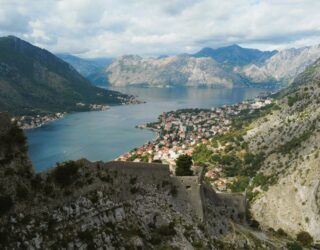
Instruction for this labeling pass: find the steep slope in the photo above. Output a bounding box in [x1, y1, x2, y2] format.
[0, 36, 129, 115]
[0, 112, 286, 250]
[106, 54, 245, 88]
[242, 44, 320, 85]
[194, 44, 277, 66]
[57, 54, 111, 86]
[245, 59, 320, 241]
[192, 59, 320, 245]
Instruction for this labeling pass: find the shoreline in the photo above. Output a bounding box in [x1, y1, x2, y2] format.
[18, 98, 145, 130]
[116, 97, 274, 167]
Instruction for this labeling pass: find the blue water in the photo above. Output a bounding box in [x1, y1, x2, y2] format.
[26, 87, 272, 171]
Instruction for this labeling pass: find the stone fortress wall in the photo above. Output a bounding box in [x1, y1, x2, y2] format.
[100, 161, 247, 227]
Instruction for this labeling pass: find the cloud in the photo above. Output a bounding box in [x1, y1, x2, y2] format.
[0, 0, 319, 57]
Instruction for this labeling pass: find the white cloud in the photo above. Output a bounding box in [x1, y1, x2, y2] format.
[0, 0, 319, 57]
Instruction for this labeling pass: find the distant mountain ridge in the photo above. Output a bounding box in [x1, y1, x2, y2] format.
[194, 44, 278, 66]
[242, 44, 320, 84]
[57, 53, 112, 86]
[106, 44, 320, 88]
[0, 36, 129, 115]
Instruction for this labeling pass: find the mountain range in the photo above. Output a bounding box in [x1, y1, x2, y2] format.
[57, 43, 320, 89]
[0, 36, 130, 115]
[101, 44, 320, 88]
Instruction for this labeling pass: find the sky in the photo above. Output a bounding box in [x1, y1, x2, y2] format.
[0, 0, 320, 58]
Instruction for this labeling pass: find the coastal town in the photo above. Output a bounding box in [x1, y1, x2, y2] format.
[116, 97, 273, 191]
[15, 96, 143, 129]
[14, 112, 66, 130]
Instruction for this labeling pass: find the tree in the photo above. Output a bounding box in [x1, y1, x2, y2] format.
[175, 154, 193, 176]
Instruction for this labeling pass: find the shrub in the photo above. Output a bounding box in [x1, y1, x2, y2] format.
[276, 228, 287, 237]
[0, 230, 8, 245]
[170, 185, 178, 197]
[156, 222, 176, 236]
[286, 242, 303, 250]
[227, 176, 250, 192]
[78, 230, 94, 244]
[130, 186, 139, 194]
[249, 219, 260, 229]
[296, 231, 313, 246]
[16, 184, 29, 199]
[0, 195, 13, 216]
[130, 176, 137, 185]
[53, 161, 80, 186]
[31, 174, 43, 190]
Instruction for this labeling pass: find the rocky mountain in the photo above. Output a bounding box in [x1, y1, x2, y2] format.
[106, 54, 246, 88]
[192, 58, 320, 247]
[0, 36, 129, 115]
[57, 54, 112, 86]
[106, 44, 320, 88]
[242, 44, 320, 84]
[0, 112, 296, 250]
[194, 44, 277, 66]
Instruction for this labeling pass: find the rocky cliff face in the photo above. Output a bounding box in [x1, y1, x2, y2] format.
[106, 54, 244, 88]
[243, 59, 320, 241]
[242, 44, 320, 84]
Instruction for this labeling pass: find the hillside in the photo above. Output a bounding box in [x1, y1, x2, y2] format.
[192, 58, 320, 246]
[0, 36, 130, 115]
[242, 44, 320, 85]
[57, 54, 111, 86]
[194, 44, 277, 66]
[106, 54, 246, 88]
[0, 112, 296, 250]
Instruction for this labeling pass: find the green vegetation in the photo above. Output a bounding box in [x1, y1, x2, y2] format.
[0, 36, 128, 115]
[286, 242, 303, 250]
[277, 130, 312, 154]
[16, 184, 29, 200]
[53, 161, 80, 186]
[296, 231, 313, 246]
[149, 222, 176, 246]
[175, 154, 193, 176]
[0, 195, 13, 216]
[232, 103, 280, 130]
[0, 125, 27, 163]
[192, 144, 212, 164]
[156, 222, 176, 236]
[227, 176, 250, 192]
[287, 94, 300, 107]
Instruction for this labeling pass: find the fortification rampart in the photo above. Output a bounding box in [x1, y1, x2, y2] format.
[95, 161, 247, 226]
